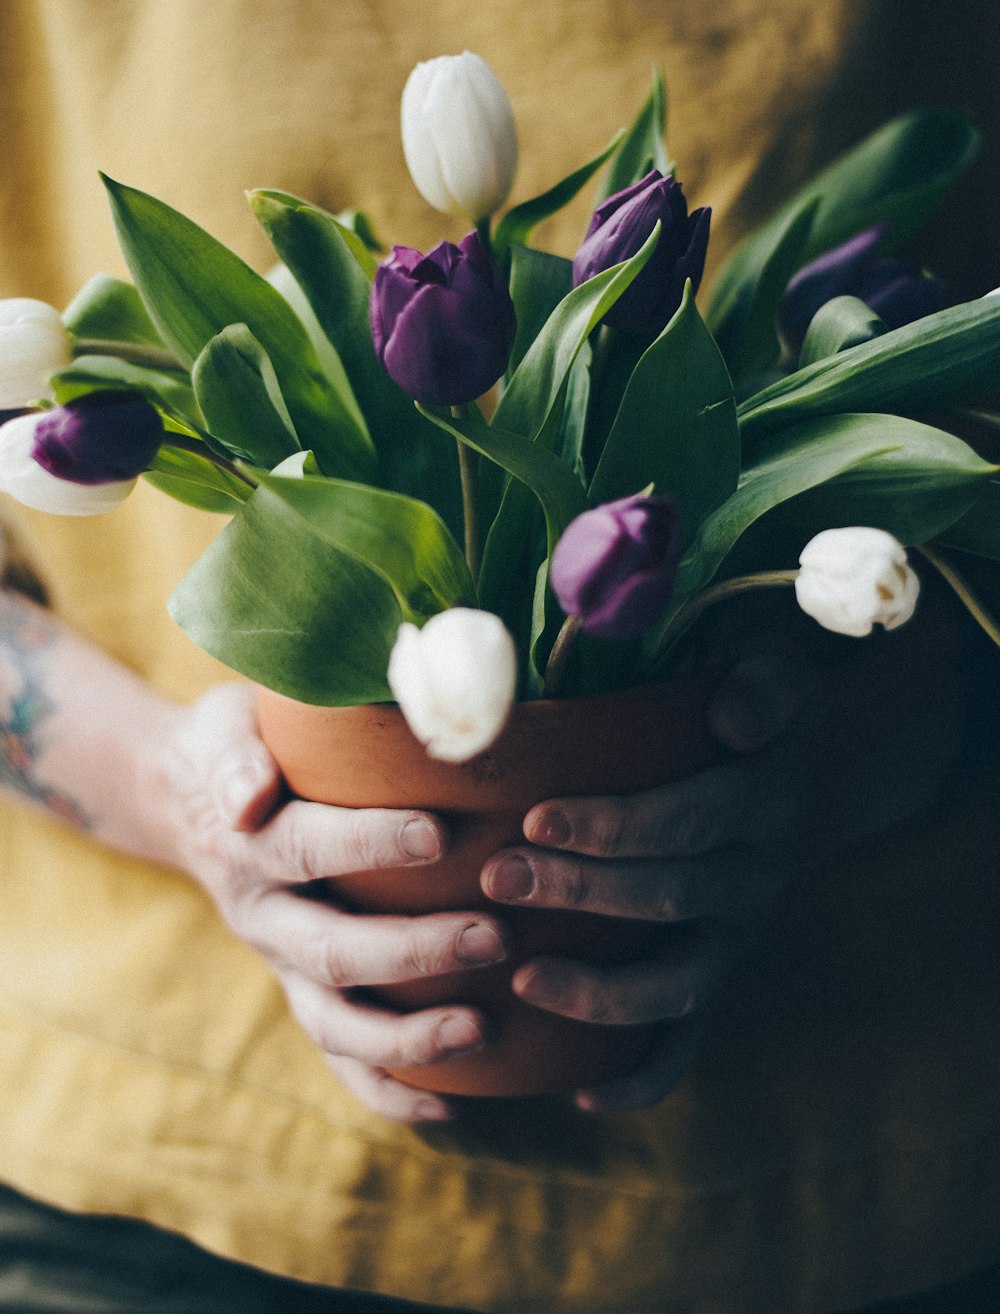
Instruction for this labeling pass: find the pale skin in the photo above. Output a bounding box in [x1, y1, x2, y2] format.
[0, 581, 963, 1122]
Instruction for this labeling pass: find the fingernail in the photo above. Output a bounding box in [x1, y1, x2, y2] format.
[516, 966, 565, 1007]
[457, 923, 507, 966]
[436, 1014, 484, 1055]
[527, 808, 571, 848]
[400, 818, 441, 861]
[486, 856, 534, 902]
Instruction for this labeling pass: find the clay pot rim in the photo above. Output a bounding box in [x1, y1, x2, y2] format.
[256, 674, 717, 813]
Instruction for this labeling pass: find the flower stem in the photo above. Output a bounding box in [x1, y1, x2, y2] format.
[652, 570, 799, 669]
[73, 337, 186, 374]
[161, 432, 259, 489]
[475, 217, 493, 257]
[451, 406, 481, 583]
[542, 614, 581, 698]
[916, 545, 1000, 648]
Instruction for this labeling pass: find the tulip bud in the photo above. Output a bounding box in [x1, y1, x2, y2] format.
[0, 298, 73, 407]
[370, 233, 516, 406]
[794, 527, 920, 637]
[572, 171, 711, 336]
[387, 608, 518, 762]
[778, 224, 945, 353]
[0, 390, 163, 516]
[550, 493, 683, 639]
[401, 52, 518, 223]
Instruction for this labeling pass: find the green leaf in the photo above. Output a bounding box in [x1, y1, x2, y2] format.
[192, 324, 301, 469]
[708, 111, 980, 340]
[493, 131, 625, 271]
[417, 404, 588, 558]
[787, 420, 999, 543]
[494, 222, 661, 441]
[250, 188, 462, 531]
[168, 483, 403, 706]
[63, 273, 166, 347]
[590, 283, 740, 545]
[506, 246, 573, 377]
[798, 295, 888, 367]
[709, 198, 819, 386]
[50, 357, 199, 425]
[939, 478, 1000, 559]
[256, 473, 474, 620]
[169, 472, 475, 704]
[333, 208, 386, 259]
[673, 413, 995, 604]
[739, 296, 1000, 449]
[601, 67, 673, 198]
[672, 416, 901, 600]
[145, 444, 250, 513]
[101, 174, 375, 481]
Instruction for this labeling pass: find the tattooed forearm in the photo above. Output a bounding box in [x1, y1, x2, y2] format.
[0, 592, 90, 828]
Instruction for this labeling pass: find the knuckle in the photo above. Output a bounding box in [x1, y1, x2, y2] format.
[341, 810, 397, 874]
[315, 940, 354, 990]
[577, 986, 618, 1025]
[553, 861, 591, 911]
[280, 806, 325, 883]
[398, 929, 453, 983]
[653, 880, 685, 923]
[665, 797, 712, 856]
[586, 806, 627, 859]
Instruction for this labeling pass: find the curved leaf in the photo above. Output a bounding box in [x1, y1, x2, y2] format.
[251, 188, 462, 529]
[798, 295, 888, 367]
[493, 131, 625, 271]
[257, 473, 474, 619]
[591, 283, 739, 544]
[708, 111, 980, 337]
[192, 324, 301, 469]
[494, 222, 661, 442]
[600, 67, 673, 199]
[168, 483, 401, 706]
[739, 295, 1000, 449]
[101, 175, 375, 481]
[63, 273, 166, 348]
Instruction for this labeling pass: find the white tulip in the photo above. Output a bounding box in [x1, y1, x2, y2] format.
[401, 52, 518, 223]
[0, 299, 73, 407]
[388, 607, 517, 762]
[0, 412, 136, 515]
[795, 527, 920, 637]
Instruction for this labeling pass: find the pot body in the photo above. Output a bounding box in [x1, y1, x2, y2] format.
[256, 678, 717, 1097]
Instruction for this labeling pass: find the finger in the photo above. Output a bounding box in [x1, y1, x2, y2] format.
[511, 925, 727, 1026]
[248, 798, 448, 885]
[523, 760, 799, 861]
[325, 1055, 456, 1123]
[706, 647, 822, 754]
[574, 1017, 704, 1115]
[168, 683, 284, 832]
[233, 890, 509, 987]
[483, 844, 783, 921]
[282, 969, 489, 1071]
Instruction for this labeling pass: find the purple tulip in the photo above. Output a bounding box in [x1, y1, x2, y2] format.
[778, 223, 946, 352]
[370, 232, 516, 407]
[30, 390, 164, 484]
[572, 171, 711, 336]
[550, 493, 683, 639]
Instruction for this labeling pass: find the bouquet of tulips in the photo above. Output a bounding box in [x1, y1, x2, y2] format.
[1, 53, 999, 762]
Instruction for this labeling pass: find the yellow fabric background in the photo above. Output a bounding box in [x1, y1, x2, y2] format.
[1, 2, 1000, 1311]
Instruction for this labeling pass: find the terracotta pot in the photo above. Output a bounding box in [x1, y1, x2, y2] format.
[256, 677, 717, 1097]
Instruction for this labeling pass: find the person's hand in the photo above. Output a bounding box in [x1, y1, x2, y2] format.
[481, 595, 963, 1115]
[159, 682, 510, 1123]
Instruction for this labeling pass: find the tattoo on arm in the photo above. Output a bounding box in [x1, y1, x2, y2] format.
[0, 592, 90, 828]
